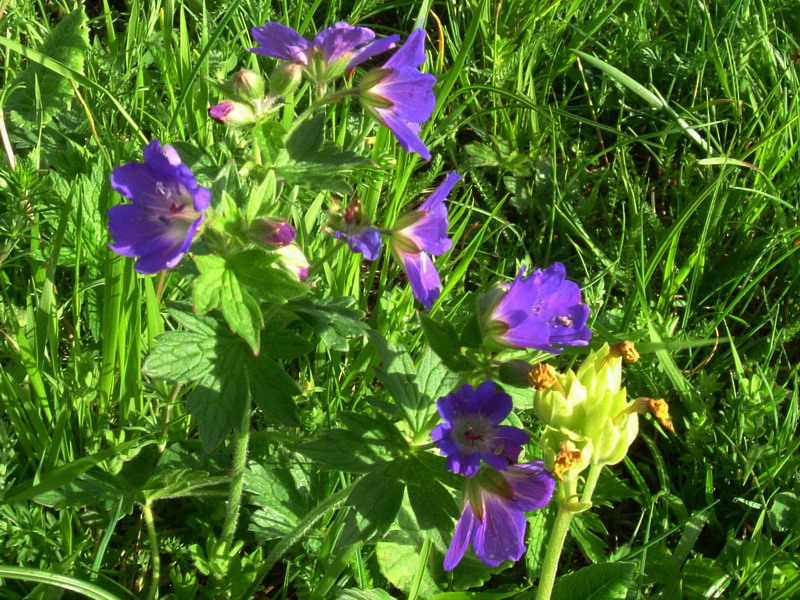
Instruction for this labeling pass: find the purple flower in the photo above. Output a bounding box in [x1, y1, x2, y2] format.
[358, 29, 436, 160]
[431, 382, 530, 477]
[389, 172, 461, 309]
[250, 22, 399, 82]
[108, 140, 211, 274]
[444, 462, 555, 571]
[481, 263, 592, 353]
[334, 226, 382, 261]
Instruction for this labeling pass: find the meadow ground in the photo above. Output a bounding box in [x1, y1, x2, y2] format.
[0, 0, 798, 598]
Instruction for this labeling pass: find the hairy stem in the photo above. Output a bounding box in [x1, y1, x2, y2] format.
[535, 505, 573, 600]
[220, 391, 252, 550]
[142, 500, 160, 600]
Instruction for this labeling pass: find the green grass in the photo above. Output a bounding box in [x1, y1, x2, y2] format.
[1, 0, 799, 598]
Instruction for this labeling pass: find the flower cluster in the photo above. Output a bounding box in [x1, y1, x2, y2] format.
[248, 23, 435, 160]
[102, 16, 619, 591]
[431, 382, 555, 570]
[331, 172, 462, 310]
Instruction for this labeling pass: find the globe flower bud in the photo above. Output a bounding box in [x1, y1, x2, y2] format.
[534, 343, 640, 467]
[208, 101, 255, 127]
[232, 69, 265, 101]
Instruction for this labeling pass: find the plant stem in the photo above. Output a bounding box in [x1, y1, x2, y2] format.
[535, 505, 573, 600]
[241, 483, 356, 599]
[580, 464, 604, 506]
[142, 500, 160, 600]
[220, 391, 252, 550]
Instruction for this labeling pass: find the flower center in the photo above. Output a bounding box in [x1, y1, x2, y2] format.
[550, 315, 573, 328]
[463, 427, 484, 447]
[453, 415, 494, 454]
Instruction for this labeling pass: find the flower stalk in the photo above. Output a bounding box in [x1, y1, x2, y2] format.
[220, 379, 252, 556]
[142, 500, 160, 600]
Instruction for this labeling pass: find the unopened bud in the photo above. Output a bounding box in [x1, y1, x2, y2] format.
[233, 69, 265, 101]
[497, 360, 533, 388]
[249, 218, 296, 247]
[275, 243, 310, 281]
[208, 101, 255, 127]
[270, 62, 303, 97]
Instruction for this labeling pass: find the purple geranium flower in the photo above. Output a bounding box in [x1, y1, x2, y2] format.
[334, 226, 382, 261]
[431, 381, 530, 477]
[389, 172, 461, 309]
[250, 22, 399, 82]
[481, 263, 592, 352]
[108, 140, 211, 274]
[444, 462, 555, 571]
[358, 29, 436, 160]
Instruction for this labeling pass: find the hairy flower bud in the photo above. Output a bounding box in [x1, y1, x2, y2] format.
[248, 218, 296, 247]
[233, 69, 265, 101]
[208, 101, 255, 127]
[269, 62, 303, 97]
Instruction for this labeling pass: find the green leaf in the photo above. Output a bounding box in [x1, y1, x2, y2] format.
[167, 302, 219, 336]
[146, 310, 300, 449]
[193, 254, 227, 313]
[569, 510, 608, 563]
[525, 505, 552, 581]
[550, 562, 636, 600]
[5, 8, 89, 126]
[416, 348, 460, 420]
[430, 591, 524, 600]
[142, 331, 217, 383]
[245, 462, 312, 540]
[769, 491, 800, 531]
[278, 113, 370, 193]
[292, 296, 369, 351]
[188, 373, 249, 452]
[248, 356, 301, 426]
[347, 464, 406, 536]
[376, 529, 441, 599]
[405, 456, 459, 533]
[298, 412, 408, 473]
[2, 438, 153, 504]
[368, 331, 458, 433]
[219, 268, 263, 354]
[193, 253, 263, 354]
[285, 113, 325, 160]
[254, 120, 287, 164]
[227, 249, 309, 304]
[260, 327, 313, 360]
[32, 470, 124, 509]
[143, 468, 227, 502]
[337, 590, 396, 600]
[419, 313, 472, 371]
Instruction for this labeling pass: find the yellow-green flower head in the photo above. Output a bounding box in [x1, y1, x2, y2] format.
[534, 343, 640, 467]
